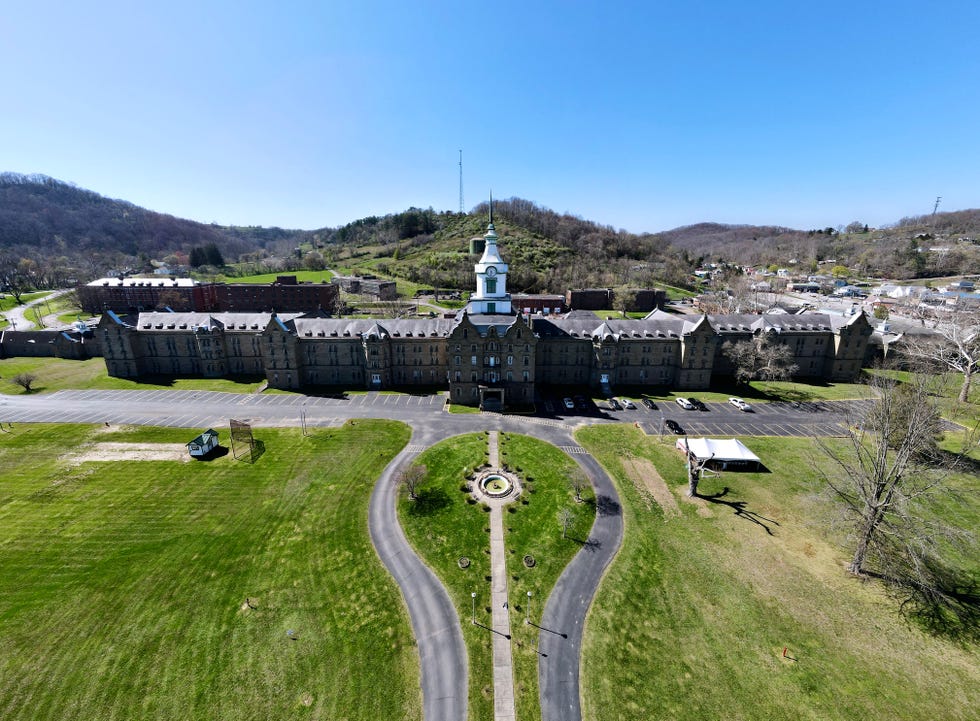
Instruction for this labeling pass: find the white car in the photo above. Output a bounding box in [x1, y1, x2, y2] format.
[729, 397, 753, 412]
[563, 397, 575, 410]
[622, 398, 636, 409]
[675, 397, 695, 410]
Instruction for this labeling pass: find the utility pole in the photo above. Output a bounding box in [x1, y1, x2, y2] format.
[458, 149, 464, 214]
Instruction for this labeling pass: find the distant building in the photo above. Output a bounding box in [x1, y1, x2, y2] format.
[78, 275, 339, 314]
[331, 274, 398, 300]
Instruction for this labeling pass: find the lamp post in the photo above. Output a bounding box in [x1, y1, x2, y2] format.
[471, 592, 476, 624]
[525, 591, 532, 625]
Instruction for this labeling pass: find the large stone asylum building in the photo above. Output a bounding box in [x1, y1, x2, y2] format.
[100, 215, 872, 408]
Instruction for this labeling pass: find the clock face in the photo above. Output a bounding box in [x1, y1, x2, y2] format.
[486, 266, 497, 277]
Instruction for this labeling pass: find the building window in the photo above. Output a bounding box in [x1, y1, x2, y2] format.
[486, 278, 497, 294]
[471, 355, 477, 365]
[507, 355, 513, 365]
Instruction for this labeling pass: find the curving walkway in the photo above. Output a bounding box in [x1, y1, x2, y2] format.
[368, 427, 468, 721]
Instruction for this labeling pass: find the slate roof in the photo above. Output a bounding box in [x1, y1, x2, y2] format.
[135, 311, 303, 332]
[290, 317, 458, 339]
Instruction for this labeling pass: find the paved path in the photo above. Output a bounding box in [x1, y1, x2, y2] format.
[2, 289, 71, 330]
[485, 431, 517, 721]
[536, 443, 623, 721]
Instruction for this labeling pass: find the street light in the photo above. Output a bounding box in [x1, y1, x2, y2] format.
[471, 592, 476, 624]
[525, 591, 532, 625]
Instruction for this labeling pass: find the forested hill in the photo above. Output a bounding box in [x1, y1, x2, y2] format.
[326, 198, 697, 292]
[660, 211, 980, 278]
[0, 173, 310, 278]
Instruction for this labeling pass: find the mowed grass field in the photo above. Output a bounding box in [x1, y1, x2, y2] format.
[576, 426, 979, 721]
[0, 357, 267, 395]
[397, 432, 595, 721]
[0, 421, 420, 721]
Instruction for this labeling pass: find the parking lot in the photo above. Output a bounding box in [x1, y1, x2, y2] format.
[537, 390, 876, 437]
[629, 399, 874, 437]
[2, 388, 894, 438]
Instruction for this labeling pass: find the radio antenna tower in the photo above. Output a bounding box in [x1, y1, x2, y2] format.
[932, 196, 942, 215]
[458, 149, 464, 214]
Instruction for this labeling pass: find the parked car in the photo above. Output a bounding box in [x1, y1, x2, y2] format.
[675, 397, 695, 410]
[622, 398, 636, 409]
[729, 397, 753, 412]
[665, 419, 684, 434]
[574, 394, 589, 410]
[608, 398, 622, 410]
[563, 397, 575, 410]
[689, 397, 707, 411]
[641, 398, 657, 410]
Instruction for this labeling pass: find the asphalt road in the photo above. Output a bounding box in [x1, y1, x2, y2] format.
[0, 389, 876, 721]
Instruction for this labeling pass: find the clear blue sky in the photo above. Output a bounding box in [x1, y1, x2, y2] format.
[3, 1, 978, 233]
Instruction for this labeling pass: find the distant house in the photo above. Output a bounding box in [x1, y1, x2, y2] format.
[187, 429, 219, 457]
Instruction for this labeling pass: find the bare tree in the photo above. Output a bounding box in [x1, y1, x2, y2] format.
[816, 372, 977, 632]
[722, 334, 799, 384]
[568, 469, 589, 502]
[681, 437, 714, 497]
[558, 507, 575, 538]
[11, 373, 37, 392]
[399, 463, 427, 501]
[901, 309, 980, 403]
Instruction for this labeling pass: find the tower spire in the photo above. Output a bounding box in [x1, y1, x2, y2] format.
[489, 190, 493, 226]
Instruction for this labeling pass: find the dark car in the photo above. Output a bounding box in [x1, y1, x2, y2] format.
[689, 397, 707, 411]
[642, 398, 656, 410]
[608, 398, 622, 411]
[665, 418, 683, 434]
[574, 395, 589, 410]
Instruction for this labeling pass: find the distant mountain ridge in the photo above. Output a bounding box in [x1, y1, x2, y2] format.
[0, 172, 311, 272]
[1, 173, 977, 287]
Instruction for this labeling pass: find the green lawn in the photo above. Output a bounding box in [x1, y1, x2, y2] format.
[0, 358, 267, 395]
[0, 290, 51, 313]
[576, 426, 979, 721]
[0, 420, 418, 721]
[397, 432, 595, 721]
[220, 270, 336, 284]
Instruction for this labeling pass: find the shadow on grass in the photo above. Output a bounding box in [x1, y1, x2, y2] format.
[700, 486, 780, 535]
[567, 536, 602, 552]
[235, 439, 266, 463]
[865, 564, 980, 645]
[194, 445, 230, 461]
[407, 487, 451, 517]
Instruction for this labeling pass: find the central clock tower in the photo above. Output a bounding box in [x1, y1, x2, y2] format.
[468, 197, 512, 314]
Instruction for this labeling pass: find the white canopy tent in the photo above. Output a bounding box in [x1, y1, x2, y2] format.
[676, 438, 762, 470]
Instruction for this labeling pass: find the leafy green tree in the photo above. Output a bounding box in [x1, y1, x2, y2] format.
[204, 243, 225, 266]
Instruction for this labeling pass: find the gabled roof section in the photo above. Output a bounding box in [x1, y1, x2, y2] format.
[592, 321, 618, 341]
[363, 321, 389, 340]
